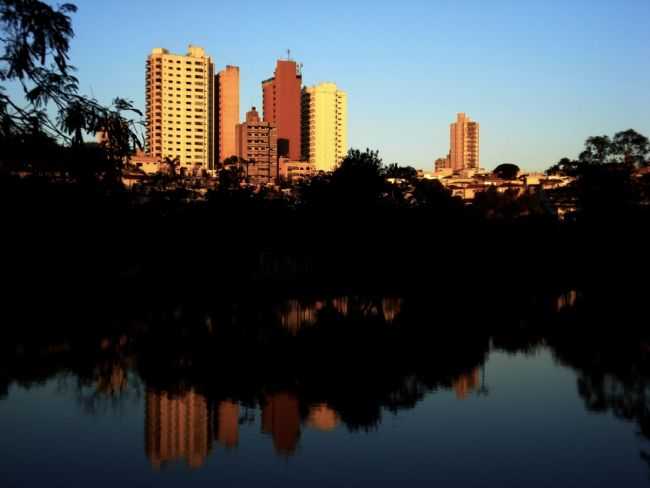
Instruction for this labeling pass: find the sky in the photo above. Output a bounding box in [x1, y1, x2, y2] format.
[62, 0, 650, 172]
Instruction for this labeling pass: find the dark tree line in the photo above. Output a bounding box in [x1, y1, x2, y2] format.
[0, 0, 142, 183]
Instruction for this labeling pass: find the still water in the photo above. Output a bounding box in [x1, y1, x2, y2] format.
[1, 295, 649, 486]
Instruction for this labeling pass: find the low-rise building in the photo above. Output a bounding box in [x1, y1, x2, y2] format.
[279, 158, 314, 184]
[130, 150, 161, 175]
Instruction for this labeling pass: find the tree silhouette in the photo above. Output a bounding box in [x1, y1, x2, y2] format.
[493, 163, 520, 180]
[612, 130, 649, 168]
[0, 0, 143, 179]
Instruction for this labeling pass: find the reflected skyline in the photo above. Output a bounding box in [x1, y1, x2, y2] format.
[142, 360, 479, 469]
[3, 289, 650, 485]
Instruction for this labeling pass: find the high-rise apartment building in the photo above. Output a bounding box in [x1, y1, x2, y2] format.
[262, 60, 302, 160]
[236, 107, 278, 184]
[449, 113, 480, 171]
[301, 83, 348, 172]
[216, 65, 240, 164]
[146, 46, 215, 171]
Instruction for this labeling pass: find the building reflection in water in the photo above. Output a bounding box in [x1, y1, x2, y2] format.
[279, 297, 403, 334]
[262, 393, 302, 456]
[307, 404, 340, 432]
[215, 400, 239, 449]
[144, 368, 474, 469]
[453, 369, 480, 400]
[557, 290, 579, 312]
[145, 390, 212, 470]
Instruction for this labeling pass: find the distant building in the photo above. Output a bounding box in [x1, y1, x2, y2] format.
[262, 60, 303, 160]
[236, 107, 278, 184]
[301, 82, 348, 172]
[450, 113, 480, 171]
[131, 150, 160, 174]
[435, 156, 450, 173]
[216, 65, 240, 165]
[146, 46, 215, 171]
[279, 158, 315, 184]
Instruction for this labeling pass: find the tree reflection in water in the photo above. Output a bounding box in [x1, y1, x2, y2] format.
[1, 290, 650, 471]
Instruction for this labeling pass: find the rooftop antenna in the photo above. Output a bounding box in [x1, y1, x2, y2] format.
[287, 48, 291, 61]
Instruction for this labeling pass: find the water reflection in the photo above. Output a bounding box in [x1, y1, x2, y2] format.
[3, 289, 650, 480]
[278, 297, 403, 334]
[216, 400, 240, 449]
[145, 390, 212, 470]
[453, 369, 480, 400]
[262, 393, 302, 456]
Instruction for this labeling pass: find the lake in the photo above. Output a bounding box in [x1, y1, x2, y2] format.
[1, 294, 649, 486]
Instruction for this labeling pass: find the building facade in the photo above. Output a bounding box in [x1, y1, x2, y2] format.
[236, 107, 278, 184]
[262, 60, 302, 160]
[146, 46, 215, 171]
[449, 113, 480, 171]
[301, 83, 348, 172]
[216, 65, 240, 164]
[278, 158, 315, 185]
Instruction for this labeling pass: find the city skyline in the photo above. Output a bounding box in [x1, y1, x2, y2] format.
[61, 0, 650, 172]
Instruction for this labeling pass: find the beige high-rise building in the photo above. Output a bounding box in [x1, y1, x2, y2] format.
[146, 46, 215, 171]
[301, 83, 348, 172]
[217, 65, 240, 164]
[449, 113, 480, 171]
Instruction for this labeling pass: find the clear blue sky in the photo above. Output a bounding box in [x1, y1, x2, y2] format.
[65, 0, 649, 171]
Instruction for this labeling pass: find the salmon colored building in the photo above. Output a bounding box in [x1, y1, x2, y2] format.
[450, 113, 480, 171]
[216, 65, 240, 164]
[262, 60, 303, 160]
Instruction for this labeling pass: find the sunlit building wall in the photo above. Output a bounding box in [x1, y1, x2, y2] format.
[301, 83, 348, 172]
[217, 65, 240, 164]
[450, 113, 480, 171]
[146, 46, 215, 171]
[262, 60, 302, 160]
[236, 106, 278, 184]
[145, 390, 212, 469]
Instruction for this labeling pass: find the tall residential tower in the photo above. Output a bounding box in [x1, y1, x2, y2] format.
[146, 46, 215, 171]
[449, 113, 480, 171]
[262, 60, 302, 161]
[216, 65, 240, 164]
[301, 83, 348, 172]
